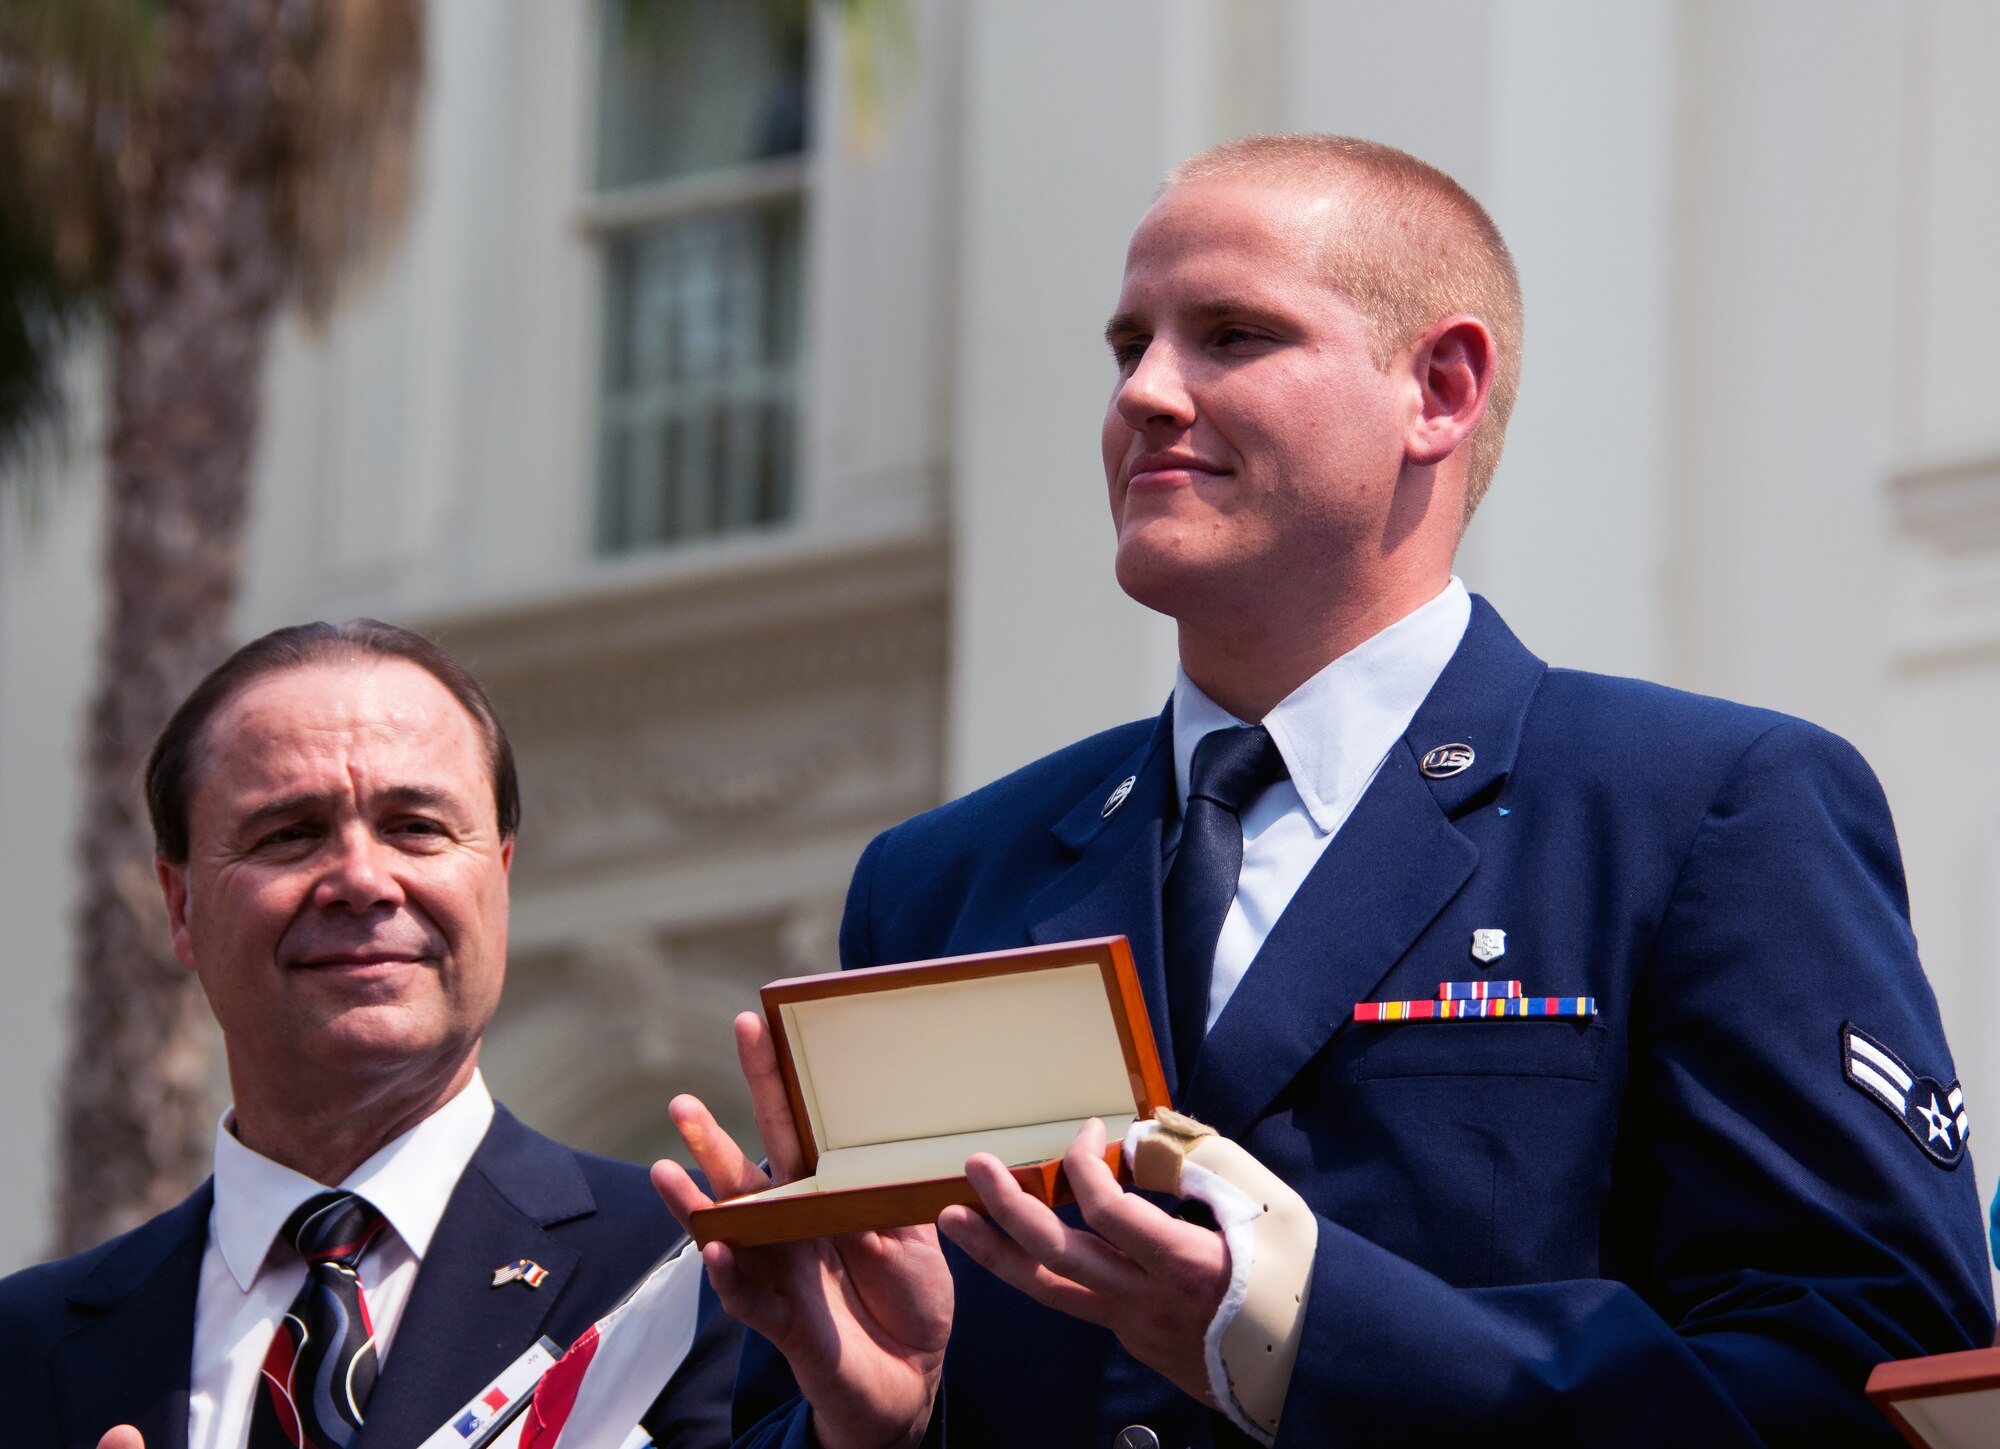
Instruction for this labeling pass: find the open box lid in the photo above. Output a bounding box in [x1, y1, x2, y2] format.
[1869, 1347, 2000, 1448]
[762, 935, 1170, 1177]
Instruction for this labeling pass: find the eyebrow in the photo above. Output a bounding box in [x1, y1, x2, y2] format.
[1103, 298, 1279, 346]
[235, 784, 463, 834]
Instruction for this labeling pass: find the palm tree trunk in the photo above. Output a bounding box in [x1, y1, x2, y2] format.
[58, 0, 288, 1253]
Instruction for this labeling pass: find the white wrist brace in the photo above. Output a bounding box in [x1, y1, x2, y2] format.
[1124, 1109, 1315, 1445]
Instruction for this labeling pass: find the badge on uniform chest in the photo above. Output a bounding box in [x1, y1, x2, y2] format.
[1354, 927, 1596, 1023]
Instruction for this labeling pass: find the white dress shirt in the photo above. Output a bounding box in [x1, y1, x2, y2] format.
[1170, 578, 1472, 1030]
[187, 1071, 497, 1449]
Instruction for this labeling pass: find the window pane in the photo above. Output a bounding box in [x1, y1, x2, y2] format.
[596, 0, 809, 190]
[596, 197, 804, 552]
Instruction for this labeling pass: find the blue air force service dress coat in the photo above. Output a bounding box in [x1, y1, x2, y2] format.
[731, 597, 1994, 1448]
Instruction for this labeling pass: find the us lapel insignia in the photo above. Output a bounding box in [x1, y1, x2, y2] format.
[1470, 928, 1507, 964]
[1101, 775, 1137, 818]
[491, 1258, 550, 1289]
[1843, 1023, 1969, 1168]
[1420, 742, 1475, 778]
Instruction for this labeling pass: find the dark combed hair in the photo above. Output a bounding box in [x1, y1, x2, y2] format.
[145, 618, 521, 862]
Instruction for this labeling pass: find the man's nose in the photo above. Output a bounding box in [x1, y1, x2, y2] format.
[314, 827, 406, 911]
[1114, 341, 1196, 430]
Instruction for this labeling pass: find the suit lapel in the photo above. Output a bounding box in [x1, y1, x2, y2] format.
[1025, 711, 1184, 1098]
[50, 1183, 213, 1449]
[356, 1109, 595, 1448]
[1184, 743, 1476, 1137]
[1184, 597, 1548, 1139]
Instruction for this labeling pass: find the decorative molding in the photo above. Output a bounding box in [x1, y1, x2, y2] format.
[574, 154, 810, 235]
[412, 531, 948, 877]
[1891, 453, 2000, 552]
[428, 532, 947, 1161]
[485, 908, 845, 1162]
[776, 899, 844, 978]
[421, 529, 948, 675]
[498, 610, 942, 734]
[1887, 452, 2000, 673]
[517, 691, 934, 866]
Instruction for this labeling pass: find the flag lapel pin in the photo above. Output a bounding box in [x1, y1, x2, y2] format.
[491, 1258, 550, 1289]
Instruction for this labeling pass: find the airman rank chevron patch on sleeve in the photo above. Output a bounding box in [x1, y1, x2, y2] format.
[1843, 1022, 1968, 1168]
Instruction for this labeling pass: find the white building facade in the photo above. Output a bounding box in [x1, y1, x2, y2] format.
[3, 0, 1998, 1281]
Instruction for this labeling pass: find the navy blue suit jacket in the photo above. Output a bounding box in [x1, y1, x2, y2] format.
[736, 599, 1994, 1447]
[3, 1104, 741, 1448]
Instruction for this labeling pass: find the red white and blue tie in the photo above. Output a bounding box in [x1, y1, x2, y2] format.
[248, 1191, 388, 1449]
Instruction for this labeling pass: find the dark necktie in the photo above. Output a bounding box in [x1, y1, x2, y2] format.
[248, 1191, 389, 1449]
[1163, 724, 1289, 1081]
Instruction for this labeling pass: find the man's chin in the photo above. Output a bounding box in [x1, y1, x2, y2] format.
[303, 1003, 467, 1071]
[228, 1008, 473, 1104]
[1114, 536, 1230, 618]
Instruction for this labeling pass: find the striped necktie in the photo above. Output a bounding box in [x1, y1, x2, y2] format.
[248, 1191, 389, 1449]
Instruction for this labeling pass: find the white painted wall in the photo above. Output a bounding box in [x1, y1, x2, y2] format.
[943, 0, 1183, 794]
[0, 344, 107, 1270]
[1466, 0, 1676, 683]
[945, 0, 1686, 796]
[6, 0, 1999, 1281]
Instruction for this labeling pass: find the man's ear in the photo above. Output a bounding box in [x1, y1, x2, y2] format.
[500, 836, 514, 874]
[155, 856, 199, 972]
[1405, 316, 1496, 468]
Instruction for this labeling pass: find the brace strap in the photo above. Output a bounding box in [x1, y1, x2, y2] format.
[1125, 1109, 1315, 1445]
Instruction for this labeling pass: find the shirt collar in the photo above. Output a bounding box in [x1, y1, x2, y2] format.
[210, 1069, 496, 1293]
[1173, 578, 1472, 833]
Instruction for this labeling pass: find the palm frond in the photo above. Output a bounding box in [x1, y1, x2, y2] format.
[0, 0, 158, 467]
[0, 195, 89, 479]
[273, 0, 423, 324]
[0, 0, 158, 286]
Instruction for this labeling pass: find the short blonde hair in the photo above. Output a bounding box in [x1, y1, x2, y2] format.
[1166, 135, 1522, 517]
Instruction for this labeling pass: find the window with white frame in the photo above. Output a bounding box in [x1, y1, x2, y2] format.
[588, 0, 810, 553]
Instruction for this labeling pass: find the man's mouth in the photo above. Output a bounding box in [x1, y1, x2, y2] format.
[290, 950, 428, 971]
[1128, 453, 1226, 489]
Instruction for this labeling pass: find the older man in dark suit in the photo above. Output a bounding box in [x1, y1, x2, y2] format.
[2, 620, 739, 1449]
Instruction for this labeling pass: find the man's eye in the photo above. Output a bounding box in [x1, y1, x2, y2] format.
[256, 825, 316, 850]
[391, 817, 448, 839]
[1109, 338, 1148, 370]
[1213, 325, 1262, 348]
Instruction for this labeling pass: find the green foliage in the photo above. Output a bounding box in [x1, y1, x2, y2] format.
[0, 0, 161, 468]
[0, 0, 426, 464]
[0, 189, 86, 475]
[0, 0, 911, 469]
[844, 0, 917, 151]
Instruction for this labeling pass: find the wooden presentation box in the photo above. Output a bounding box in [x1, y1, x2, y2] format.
[690, 936, 1170, 1247]
[1870, 1346, 2000, 1447]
